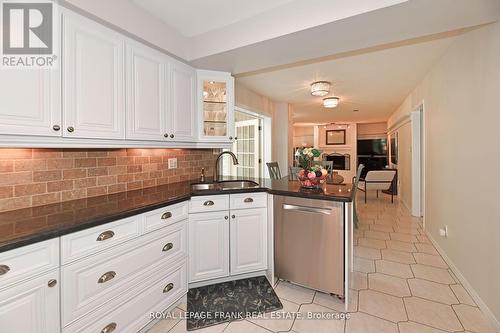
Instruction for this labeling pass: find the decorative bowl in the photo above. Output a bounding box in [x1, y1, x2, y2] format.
[296, 169, 328, 189]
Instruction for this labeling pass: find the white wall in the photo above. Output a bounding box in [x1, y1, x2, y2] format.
[388, 22, 500, 328]
[388, 122, 412, 211]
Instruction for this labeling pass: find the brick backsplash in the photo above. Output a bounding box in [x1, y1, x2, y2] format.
[0, 148, 218, 212]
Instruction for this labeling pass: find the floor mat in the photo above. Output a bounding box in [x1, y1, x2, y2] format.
[186, 276, 283, 331]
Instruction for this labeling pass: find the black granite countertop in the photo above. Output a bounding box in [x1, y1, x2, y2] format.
[0, 177, 353, 252]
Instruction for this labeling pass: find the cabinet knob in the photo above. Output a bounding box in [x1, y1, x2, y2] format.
[163, 283, 174, 293]
[162, 242, 173, 252]
[48, 279, 57, 288]
[234, 137, 238, 140]
[244, 198, 254, 203]
[164, 133, 169, 138]
[229, 136, 233, 140]
[231, 214, 235, 219]
[67, 126, 75, 133]
[0, 265, 10, 276]
[161, 212, 172, 219]
[52, 125, 61, 131]
[96, 230, 115, 242]
[170, 134, 174, 138]
[101, 323, 117, 333]
[98, 271, 117, 284]
[203, 200, 214, 206]
[224, 216, 228, 220]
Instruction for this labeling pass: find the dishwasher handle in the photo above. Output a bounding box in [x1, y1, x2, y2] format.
[282, 204, 332, 215]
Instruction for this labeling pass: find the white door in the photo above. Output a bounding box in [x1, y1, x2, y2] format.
[0, 69, 61, 137]
[0, 270, 60, 333]
[232, 119, 261, 178]
[170, 61, 196, 142]
[62, 11, 125, 139]
[188, 211, 229, 282]
[230, 208, 267, 275]
[126, 42, 167, 141]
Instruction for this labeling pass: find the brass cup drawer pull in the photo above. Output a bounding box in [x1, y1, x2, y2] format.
[203, 200, 214, 206]
[98, 271, 116, 284]
[0, 265, 10, 276]
[243, 198, 254, 203]
[163, 283, 174, 293]
[48, 279, 57, 288]
[161, 212, 172, 219]
[101, 322, 117, 333]
[162, 243, 173, 252]
[96, 230, 115, 242]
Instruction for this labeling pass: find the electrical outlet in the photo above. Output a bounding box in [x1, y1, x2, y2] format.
[168, 158, 177, 169]
[439, 225, 448, 237]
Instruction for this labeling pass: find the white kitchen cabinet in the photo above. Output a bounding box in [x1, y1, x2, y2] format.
[188, 211, 229, 282]
[0, 270, 60, 333]
[0, 69, 61, 137]
[230, 208, 268, 275]
[125, 41, 167, 141]
[170, 60, 197, 142]
[197, 70, 235, 143]
[62, 10, 125, 139]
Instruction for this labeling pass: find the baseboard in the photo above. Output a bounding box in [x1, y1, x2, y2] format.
[425, 230, 500, 333]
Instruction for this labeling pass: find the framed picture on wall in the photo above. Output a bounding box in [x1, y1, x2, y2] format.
[326, 129, 346, 145]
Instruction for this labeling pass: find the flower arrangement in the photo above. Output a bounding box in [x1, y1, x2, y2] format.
[294, 147, 329, 188]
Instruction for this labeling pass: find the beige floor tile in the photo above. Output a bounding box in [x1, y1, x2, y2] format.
[398, 321, 448, 333]
[314, 289, 358, 312]
[413, 253, 448, 268]
[416, 235, 431, 244]
[247, 298, 299, 332]
[147, 307, 183, 333]
[354, 257, 376, 273]
[404, 297, 462, 332]
[292, 303, 345, 333]
[453, 304, 497, 333]
[374, 218, 396, 226]
[447, 268, 461, 284]
[223, 320, 271, 333]
[177, 303, 187, 311]
[345, 312, 398, 333]
[350, 271, 368, 290]
[381, 249, 416, 264]
[358, 237, 387, 249]
[376, 260, 414, 278]
[368, 273, 410, 297]
[358, 290, 407, 322]
[450, 284, 476, 306]
[407, 279, 458, 304]
[274, 281, 315, 304]
[354, 246, 381, 260]
[386, 240, 417, 252]
[364, 230, 391, 240]
[411, 264, 455, 284]
[415, 243, 439, 255]
[389, 232, 417, 243]
[393, 226, 420, 235]
[168, 320, 228, 333]
[369, 224, 394, 233]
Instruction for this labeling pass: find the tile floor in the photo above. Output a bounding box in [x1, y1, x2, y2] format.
[147, 195, 497, 333]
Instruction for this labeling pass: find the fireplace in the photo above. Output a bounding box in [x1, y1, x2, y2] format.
[324, 153, 350, 170]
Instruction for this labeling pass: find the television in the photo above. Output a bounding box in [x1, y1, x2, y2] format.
[357, 139, 387, 156]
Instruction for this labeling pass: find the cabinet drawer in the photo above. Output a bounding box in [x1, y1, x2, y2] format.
[61, 221, 187, 325]
[189, 194, 229, 213]
[63, 259, 187, 333]
[143, 201, 188, 233]
[61, 215, 140, 264]
[0, 239, 59, 290]
[230, 192, 267, 210]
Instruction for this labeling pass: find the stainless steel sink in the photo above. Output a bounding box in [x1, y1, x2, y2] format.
[190, 180, 259, 192]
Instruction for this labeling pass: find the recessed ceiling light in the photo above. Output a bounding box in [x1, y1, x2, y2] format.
[323, 97, 339, 108]
[310, 81, 330, 97]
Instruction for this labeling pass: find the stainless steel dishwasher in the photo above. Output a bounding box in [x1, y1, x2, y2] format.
[274, 195, 344, 296]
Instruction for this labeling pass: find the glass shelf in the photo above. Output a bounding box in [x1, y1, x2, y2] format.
[202, 80, 228, 137]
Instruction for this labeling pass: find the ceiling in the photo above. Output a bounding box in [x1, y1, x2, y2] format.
[237, 36, 458, 124]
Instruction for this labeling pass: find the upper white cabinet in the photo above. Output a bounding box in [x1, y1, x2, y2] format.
[0, 69, 61, 137]
[170, 61, 197, 142]
[197, 70, 235, 143]
[125, 42, 167, 141]
[62, 11, 125, 140]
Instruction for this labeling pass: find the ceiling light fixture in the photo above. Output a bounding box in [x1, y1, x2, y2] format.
[310, 81, 330, 97]
[323, 97, 339, 108]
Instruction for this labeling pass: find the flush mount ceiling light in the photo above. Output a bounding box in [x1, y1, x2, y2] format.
[323, 97, 339, 108]
[310, 81, 330, 96]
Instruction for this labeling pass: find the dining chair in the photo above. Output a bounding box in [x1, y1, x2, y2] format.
[288, 166, 301, 180]
[312, 160, 334, 181]
[266, 162, 282, 180]
[357, 170, 397, 203]
[351, 164, 365, 229]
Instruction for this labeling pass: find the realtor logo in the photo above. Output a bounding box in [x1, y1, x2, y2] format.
[1, 1, 57, 68]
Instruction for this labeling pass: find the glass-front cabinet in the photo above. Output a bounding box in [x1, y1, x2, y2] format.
[197, 70, 234, 142]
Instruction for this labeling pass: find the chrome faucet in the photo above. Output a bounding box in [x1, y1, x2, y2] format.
[214, 151, 239, 182]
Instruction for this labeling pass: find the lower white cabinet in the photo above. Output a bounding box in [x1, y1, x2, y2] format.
[0, 270, 60, 333]
[188, 211, 229, 282]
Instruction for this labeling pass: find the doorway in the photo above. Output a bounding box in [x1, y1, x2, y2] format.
[411, 104, 424, 218]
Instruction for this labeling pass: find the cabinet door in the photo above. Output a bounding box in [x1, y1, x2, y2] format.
[126, 42, 167, 141]
[62, 11, 125, 139]
[0, 270, 60, 333]
[0, 69, 61, 137]
[230, 208, 268, 275]
[188, 211, 229, 282]
[170, 61, 196, 142]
